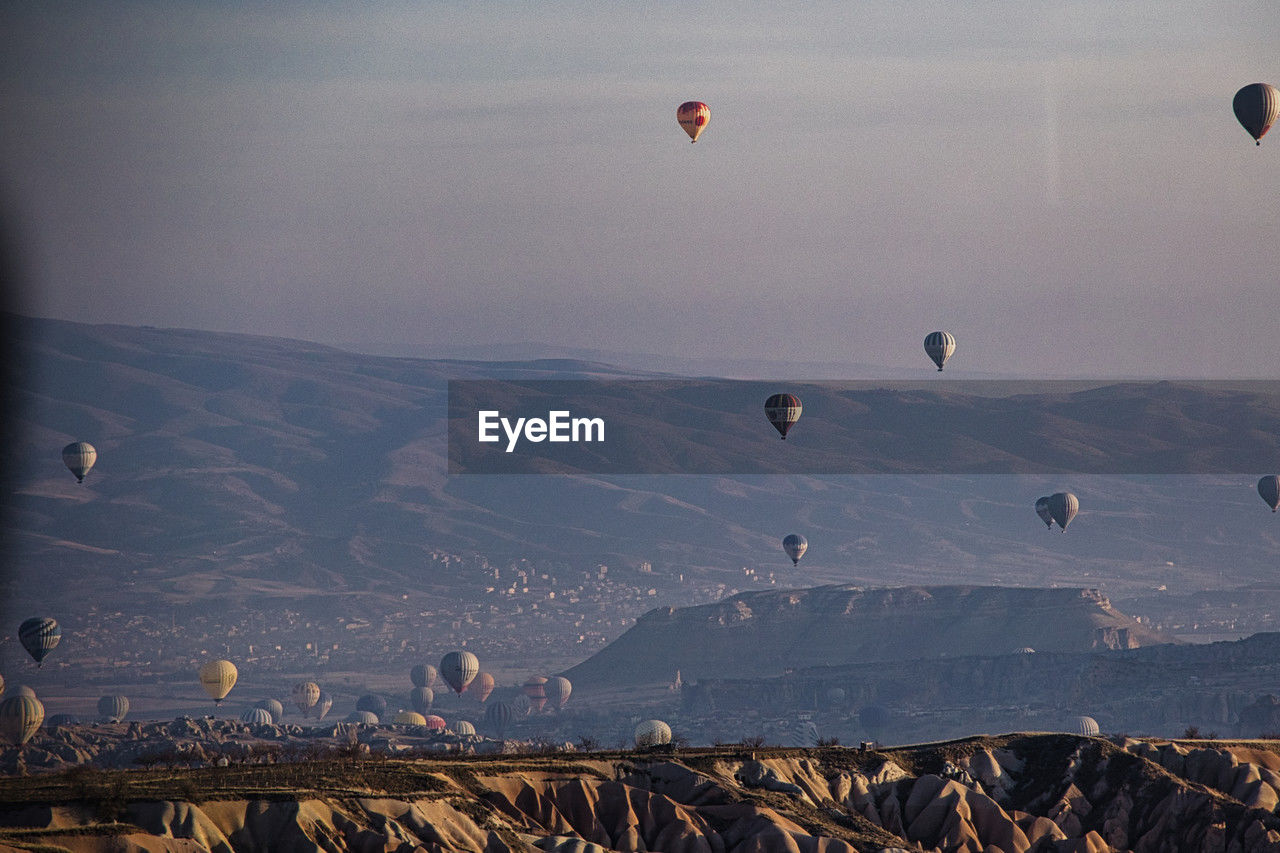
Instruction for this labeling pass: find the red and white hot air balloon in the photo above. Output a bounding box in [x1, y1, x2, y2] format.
[677, 101, 710, 143]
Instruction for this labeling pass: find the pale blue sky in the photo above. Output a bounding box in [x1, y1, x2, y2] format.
[2, 2, 1277, 375]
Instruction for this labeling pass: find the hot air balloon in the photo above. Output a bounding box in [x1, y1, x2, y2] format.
[0, 673, 5, 697]
[393, 711, 427, 726]
[97, 695, 129, 723]
[923, 331, 956, 371]
[782, 534, 808, 566]
[292, 682, 320, 716]
[241, 707, 274, 726]
[410, 664, 438, 689]
[410, 686, 434, 715]
[198, 660, 238, 705]
[485, 701, 515, 737]
[634, 719, 672, 748]
[356, 694, 388, 716]
[1073, 715, 1100, 737]
[345, 710, 379, 725]
[254, 698, 284, 723]
[455, 720, 477, 737]
[677, 101, 710, 142]
[1035, 496, 1054, 529]
[1047, 492, 1079, 531]
[18, 617, 61, 667]
[764, 394, 802, 440]
[1259, 476, 1280, 512]
[423, 714, 447, 732]
[522, 676, 548, 712]
[1234, 83, 1280, 145]
[10, 686, 35, 700]
[61, 441, 97, 483]
[469, 671, 495, 703]
[440, 651, 479, 695]
[0, 695, 44, 746]
[544, 676, 572, 711]
[314, 692, 333, 720]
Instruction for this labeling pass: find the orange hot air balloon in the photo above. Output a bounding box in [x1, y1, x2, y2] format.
[470, 671, 495, 703]
[677, 101, 710, 143]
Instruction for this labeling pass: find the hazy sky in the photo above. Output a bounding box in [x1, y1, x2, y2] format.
[1, 2, 1277, 375]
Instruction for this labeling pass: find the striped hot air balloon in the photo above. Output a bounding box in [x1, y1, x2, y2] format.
[764, 394, 802, 440]
[254, 698, 284, 723]
[241, 707, 274, 726]
[393, 711, 427, 726]
[423, 714, 447, 732]
[1073, 715, 1100, 737]
[782, 534, 808, 566]
[484, 701, 515, 737]
[0, 695, 44, 746]
[923, 331, 956, 371]
[291, 682, 320, 716]
[345, 710, 379, 725]
[544, 676, 571, 712]
[455, 720, 477, 737]
[677, 101, 710, 142]
[1047, 492, 1079, 531]
[356, 694, 387, 716]
[522, 676, 548, 712]
[440, 651, 479, 695]
[1234, 83, 1280, 145]
[469, 672, 495, 703]
[61, 441, 97, 483]
[410, 664, 437, 689]
[97, 695, 129, 723]
[18, 617, 61, 667]
[410, 686, 434, 715]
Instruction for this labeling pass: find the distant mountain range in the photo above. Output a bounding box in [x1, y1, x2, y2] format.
[563, 585, 1170, 689]
[4, 316, 1279, 677]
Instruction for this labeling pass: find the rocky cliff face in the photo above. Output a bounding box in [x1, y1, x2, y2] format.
[5, 734, 1280, 852]
[564, 586, 1172, 688]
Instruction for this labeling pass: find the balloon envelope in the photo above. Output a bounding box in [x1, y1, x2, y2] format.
[1258, 475, 1280, 512]
[198, 660, 238, 704]
[0, 695, 44, 746]
[923, 331, 956, 371]
[423, 714, 447, 731]
[393, 711, 427, 726]
[1034, 496, 1054, 529]
[469, 671, 496, 703]
[544, 676, 572, 711]
[782, 534, 808, 565]
[764, 394, 802, 440]
[440, 651, 479, 694]
[345, 710, 379, 725]
[314, 692, 334, 720]
[291, 682, 320, 715]
[1047, 492, 1079, 530]
[410, 686, 434, 715]
[97, 695, 129, 722]
[1234, 83, 1280, 144]
[356, 694, 388, 716]
[410, 664, 438, 689]
[1073, 715, 1100, 737]
[522, 676, 548, 712]
[61, 441, 97, 483]
[241, 707, 274, 726]
[676, 101, 710, 142]
[19, 617, 61, 665]
[484, 702, 515, 737]
[254, 698, 284, 723]
[455, 720, 476, 736]
[634, 719, 672, 748]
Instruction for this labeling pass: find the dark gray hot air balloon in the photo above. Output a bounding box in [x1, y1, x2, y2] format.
[484, 701, 515, 737]
[97, 695, 129, 723]
[1234, 83, 1280, 145]
[440, 651, 479, 695]
[1034, 496, 1054, 529]
[410, 664, 438, 689]
[782, 534, 808, 565]
[61, 442, 97, 483]
[764, 394, 802, 440]
[923, 331, 956, 371]
[544, 676, 572, 711]
[19, 617, 61, 667]
[410, 686, 434, 715]
[1259, 476, 1279, 512]
[1047, 492, 1079, 531]
[356, 694, 387, 716]
[254, 698, 284, 723]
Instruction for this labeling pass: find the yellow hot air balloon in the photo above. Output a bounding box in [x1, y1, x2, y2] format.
[0, 694, 44, 746]
[393, 711, 427, 726]
[198, 659, 238, 705]
[677, 101, 710, 143]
